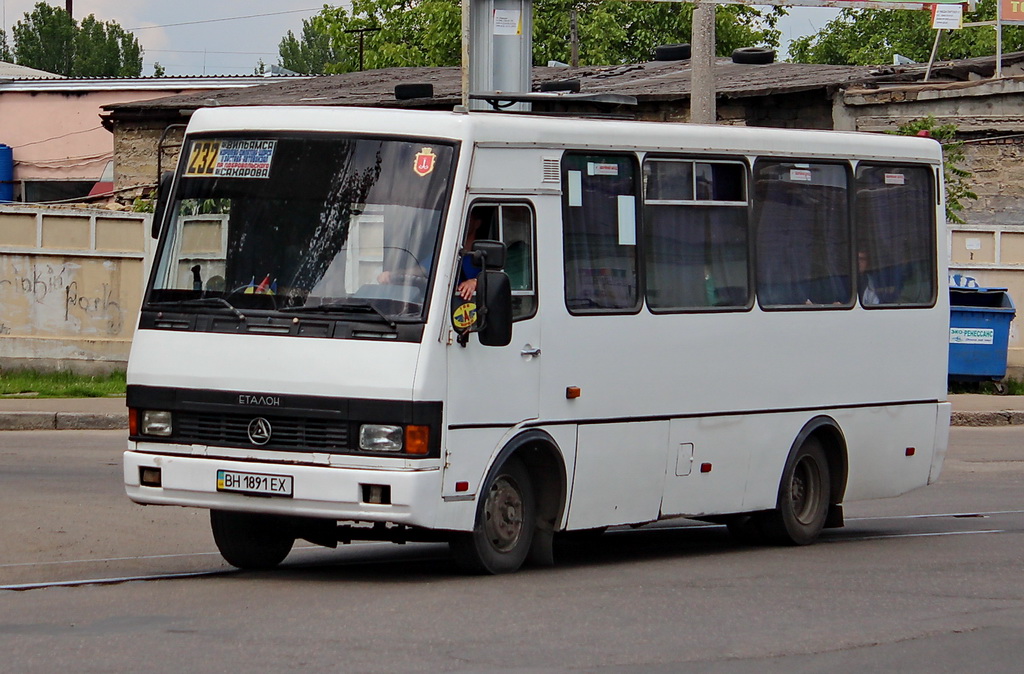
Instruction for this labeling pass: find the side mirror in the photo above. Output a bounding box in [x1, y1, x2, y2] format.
[471, 239, 506, 270]
[151, 171, 174, 239]
[478, 270, 512, 347]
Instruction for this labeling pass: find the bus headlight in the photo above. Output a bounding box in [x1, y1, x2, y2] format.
[141, 410, 173, 436]
[359, 424, 404, 452]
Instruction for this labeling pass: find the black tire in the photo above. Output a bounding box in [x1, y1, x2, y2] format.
[450, 457, 535, 574]
[760, 437, 831, 545]
[394, 83, 434, 100]
[731, 47, 775, 65]
[654, 43, 691, 61]
[539, 79, 581, 93]
[210, 510, 295, 570]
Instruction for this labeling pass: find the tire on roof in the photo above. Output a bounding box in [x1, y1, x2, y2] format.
[731, 47, 775, 65]
[654, 44, 691, 61]
[395, 83, 434, 100]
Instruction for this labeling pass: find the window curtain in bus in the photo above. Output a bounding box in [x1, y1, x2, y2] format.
[855, 166, 935, 306]
[645, 205, 748, 309]
[754, 163, 850, 307]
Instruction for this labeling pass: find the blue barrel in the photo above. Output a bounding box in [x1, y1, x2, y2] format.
[0, 144, 13, 202]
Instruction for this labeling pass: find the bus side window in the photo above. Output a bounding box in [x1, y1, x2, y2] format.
[468, 203, 537, 321]
[643, 159, 750, 311]
[855, 165, 936, 308]
[754, 161, 852, 309]
[561, 153, 641, 313]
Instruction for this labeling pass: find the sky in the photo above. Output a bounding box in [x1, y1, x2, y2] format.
[0, 1, 843, 77]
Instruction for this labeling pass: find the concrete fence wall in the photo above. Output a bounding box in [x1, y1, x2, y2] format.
[0, 205, 152, 374]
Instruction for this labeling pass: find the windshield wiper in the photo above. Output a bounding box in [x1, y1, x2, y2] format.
[149, 297, 245, 320]
[282, 300, 397, 328]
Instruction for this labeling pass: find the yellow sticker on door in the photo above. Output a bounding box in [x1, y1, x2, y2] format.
[453, 302, 477, 330]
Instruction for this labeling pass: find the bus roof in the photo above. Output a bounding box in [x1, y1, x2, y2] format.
[186, 106, 943, 164]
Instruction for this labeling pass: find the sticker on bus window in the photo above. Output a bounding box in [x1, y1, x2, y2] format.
[885, 173, 906, 185]
[414, 148, 437, 177]
[184, 139, 276, 178]
[452, 302, 478, 330]
[789, 169, 813, 182]
[567, 170, 583, 207]
[588, 162, 619, 176]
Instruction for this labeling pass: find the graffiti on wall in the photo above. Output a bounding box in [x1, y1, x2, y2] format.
[0, 257, 126, 337]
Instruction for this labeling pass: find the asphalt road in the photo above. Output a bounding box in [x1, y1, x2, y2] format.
[1, 428, 1022, 673]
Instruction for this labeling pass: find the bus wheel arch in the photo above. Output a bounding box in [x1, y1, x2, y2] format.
[450, 430, 567, 573]
[766, 416, 848, 544]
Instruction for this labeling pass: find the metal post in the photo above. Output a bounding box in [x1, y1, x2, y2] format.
[690, 0, 716, 124]
[996, 0, 1003, 78]
[924, 29, 942, 82]
[461, 0, 470, 109]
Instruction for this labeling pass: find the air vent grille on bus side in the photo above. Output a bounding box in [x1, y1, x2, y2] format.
[542, 157, 561, 183]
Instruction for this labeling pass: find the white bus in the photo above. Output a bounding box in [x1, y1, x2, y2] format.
[124, 106, 951, 574]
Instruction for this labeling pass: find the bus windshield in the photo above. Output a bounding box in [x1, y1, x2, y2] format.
[148, 134, 456, 321]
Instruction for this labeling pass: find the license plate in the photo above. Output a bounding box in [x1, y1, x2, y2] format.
[217, 469, 293, 497]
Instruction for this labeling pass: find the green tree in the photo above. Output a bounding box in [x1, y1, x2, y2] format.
[0, 30, 13, 62]
[892, 117, 977, 224]
[279, 0, 781, 74]
[153, 61, 166, 77]
[791, 0, 1024, 65]
[11, 2, 143, 77]
[74, 14, 143, 77]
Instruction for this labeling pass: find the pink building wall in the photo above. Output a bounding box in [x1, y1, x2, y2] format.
[0, 89, 205, 183]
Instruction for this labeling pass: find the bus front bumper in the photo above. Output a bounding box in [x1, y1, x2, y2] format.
[123, 450, 444, 528]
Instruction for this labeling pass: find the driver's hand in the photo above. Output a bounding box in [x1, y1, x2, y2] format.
[457, 278, 477, 300]
[377, 271, 392, 284]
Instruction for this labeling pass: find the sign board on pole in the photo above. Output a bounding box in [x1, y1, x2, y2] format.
[1002, 0, 1024, 25]
[932, 3, 964, 29]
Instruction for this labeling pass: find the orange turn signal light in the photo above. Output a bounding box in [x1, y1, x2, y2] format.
[405, 425, 430, 455]
[128, 408, 139, 435]
[566, 386, 581, 399]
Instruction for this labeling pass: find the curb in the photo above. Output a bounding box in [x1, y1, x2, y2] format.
[951, 411, 1024, 427]
[0, 412, 127, 431]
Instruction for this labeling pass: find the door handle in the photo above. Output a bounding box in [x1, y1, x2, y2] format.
[520, 344, 541, 357]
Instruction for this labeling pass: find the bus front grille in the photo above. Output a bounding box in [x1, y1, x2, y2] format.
[175, 412, 350, 452]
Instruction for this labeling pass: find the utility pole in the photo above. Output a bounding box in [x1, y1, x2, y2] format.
[65, 1, 72, 17]
[690, 0, 716, 125]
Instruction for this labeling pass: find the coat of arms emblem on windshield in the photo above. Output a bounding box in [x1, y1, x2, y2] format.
[247, 417, 273, 445]
[414, 147, 436, 177]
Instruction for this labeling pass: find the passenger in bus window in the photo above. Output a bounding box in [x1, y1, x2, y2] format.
[858, 250, 881, 305]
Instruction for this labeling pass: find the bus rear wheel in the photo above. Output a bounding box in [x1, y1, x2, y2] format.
[450, 457, 535, 574]
[761, 437, 831, 545]
[210, 510, 295, 570]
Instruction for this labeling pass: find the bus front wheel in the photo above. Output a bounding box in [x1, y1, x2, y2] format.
[210, 510, 295, 570]
[761, 437, 831, 545]
[450, 457, 535, 574]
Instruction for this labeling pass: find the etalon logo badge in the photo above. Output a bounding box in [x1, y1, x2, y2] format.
[247, 417, 273, 445]
[413, 147, 436, 177]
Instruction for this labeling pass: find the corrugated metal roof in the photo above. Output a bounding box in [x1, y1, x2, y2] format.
[0, 60, 63, 79]
[0, 74, 310, 93]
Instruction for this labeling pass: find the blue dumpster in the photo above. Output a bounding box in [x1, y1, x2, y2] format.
[948, 286, 1016, 385]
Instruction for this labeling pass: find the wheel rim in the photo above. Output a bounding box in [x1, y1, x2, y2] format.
[482, 475, 525, 553]
[790, 456, 822, 525]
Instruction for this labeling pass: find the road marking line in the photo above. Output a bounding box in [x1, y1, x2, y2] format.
[0, 569, 232, 592]
[833, 529, 1008, 542]
[0, 542, 389, 569]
